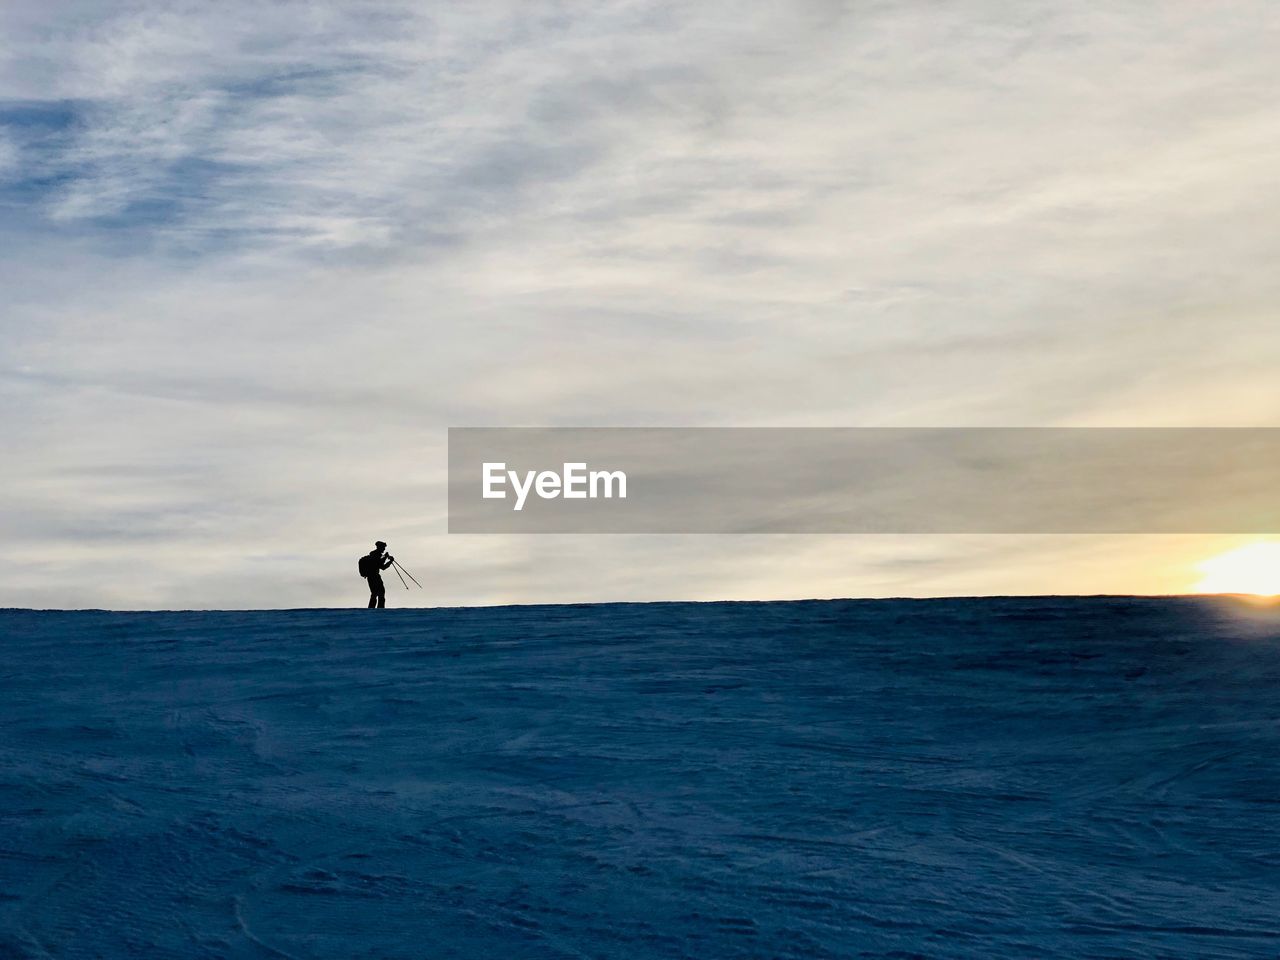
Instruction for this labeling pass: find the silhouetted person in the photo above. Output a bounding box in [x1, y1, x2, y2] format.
[359, 540, 394, 608]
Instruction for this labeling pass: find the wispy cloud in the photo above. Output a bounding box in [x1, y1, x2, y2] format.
[3, 2, 780, 252]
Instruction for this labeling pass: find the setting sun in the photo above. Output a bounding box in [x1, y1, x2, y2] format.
[1194, 542, 1280, 596]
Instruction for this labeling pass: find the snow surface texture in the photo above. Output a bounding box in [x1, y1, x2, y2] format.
[1, 598, 1278, 959]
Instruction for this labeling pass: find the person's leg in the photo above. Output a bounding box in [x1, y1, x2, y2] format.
[368, 586, 377, 608]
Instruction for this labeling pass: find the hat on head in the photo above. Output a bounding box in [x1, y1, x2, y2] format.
[375, 541, 387, 549]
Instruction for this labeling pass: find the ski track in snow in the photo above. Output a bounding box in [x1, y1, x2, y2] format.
[0, 597, 1278, 958]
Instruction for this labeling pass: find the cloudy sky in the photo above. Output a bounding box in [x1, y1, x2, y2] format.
[3, 2, 1279, 609]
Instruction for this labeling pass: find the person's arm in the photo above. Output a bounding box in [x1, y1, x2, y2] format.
[381, 555, 394, 570]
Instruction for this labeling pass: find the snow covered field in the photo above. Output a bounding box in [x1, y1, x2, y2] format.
[1, 598, 1278, 958]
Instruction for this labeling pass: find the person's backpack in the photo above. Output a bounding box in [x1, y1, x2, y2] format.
[358, 554, 374, 578]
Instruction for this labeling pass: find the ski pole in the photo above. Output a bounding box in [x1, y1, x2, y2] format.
[391, 562, 409, 590]
[392, 559, 423, 589]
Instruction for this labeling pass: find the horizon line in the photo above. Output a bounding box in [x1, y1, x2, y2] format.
[2, 592, 1270, 615]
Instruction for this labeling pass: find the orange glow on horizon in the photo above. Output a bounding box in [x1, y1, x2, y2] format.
[1193, 542, 1280, 597]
